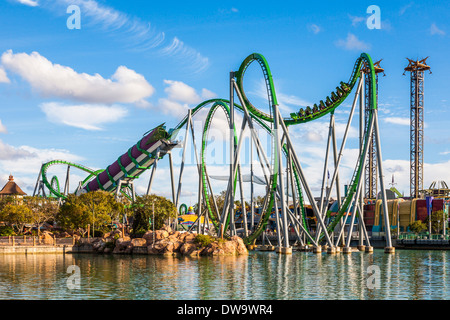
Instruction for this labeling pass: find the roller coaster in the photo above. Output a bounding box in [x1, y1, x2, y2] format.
[33, 52, 394, 252]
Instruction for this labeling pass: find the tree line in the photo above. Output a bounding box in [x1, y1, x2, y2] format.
[0, 191, 177, 237]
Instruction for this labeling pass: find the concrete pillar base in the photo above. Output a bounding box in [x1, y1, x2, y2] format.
[247, 245, 255, 251]
[276, 247, 292, 254]
[335, 246, 341, 253]
[365, 246, 374, 253]
[343, 247, 352, 254]
[326, 247, 336, 254]
[357, 245, 366, 251]
[313, 246, 322, 254]
[384, 247, 395, 254]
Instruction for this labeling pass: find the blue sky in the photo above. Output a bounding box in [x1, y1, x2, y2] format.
[1, 0, 449, 205]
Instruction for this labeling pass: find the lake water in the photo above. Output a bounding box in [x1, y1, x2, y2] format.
[0, 250, 448, 300]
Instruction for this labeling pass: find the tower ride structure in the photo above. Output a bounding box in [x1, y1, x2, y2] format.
[404, 58, 431, 199]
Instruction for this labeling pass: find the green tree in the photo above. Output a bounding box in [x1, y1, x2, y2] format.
[57, 191, 124, 236]
[79, 190, 124, 234]
[24, 196, 59, 236]
[131, 194, 177, 236]
[426, 210, 447, 234]
[0, 203, 33, 234]
[0, 196, 15, 212]
[408, 220, 427, 234]
[57, 194, 92, 236]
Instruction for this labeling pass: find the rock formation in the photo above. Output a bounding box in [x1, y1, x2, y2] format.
[77, 225, 248, 256]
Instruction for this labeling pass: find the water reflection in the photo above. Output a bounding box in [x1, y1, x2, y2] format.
[0, 250, 448, 299]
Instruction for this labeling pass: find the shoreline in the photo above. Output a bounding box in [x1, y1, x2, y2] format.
[1, 243, 450, 254]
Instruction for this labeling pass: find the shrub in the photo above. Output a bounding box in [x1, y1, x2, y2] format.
[105, 241, 115, 249]
[195, 234, 214, 247]
[131, 229, 146, 239]
[93, 230, 104, 237]
[409, 220, 427, 234]
[0, 226, 15, 236]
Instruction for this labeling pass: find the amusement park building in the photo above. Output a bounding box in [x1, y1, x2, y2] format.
[0, 175, 27, 198]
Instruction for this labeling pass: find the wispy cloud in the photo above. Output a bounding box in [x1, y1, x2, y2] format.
[37, 0, 209, 73]
[158, 37, 209, 72]
[430, 23, 445, 36]
[14, 0, 38, 7]
[219, 7, 239, 14]
[348, 14, 365, 27]
[335, 33, 371, 51]
[399, 2, 414, 15]
[307, 24, 322, 34]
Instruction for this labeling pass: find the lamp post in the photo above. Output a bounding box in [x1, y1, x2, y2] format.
[438, 220, 441, 237]
[152, 199, 155, 247]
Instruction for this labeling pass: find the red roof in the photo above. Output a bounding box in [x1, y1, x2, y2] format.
[0, 175, 26, 196]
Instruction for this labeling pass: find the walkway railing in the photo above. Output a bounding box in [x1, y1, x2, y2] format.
[0, 236, 77, 246]
[397, 233, 450, 240]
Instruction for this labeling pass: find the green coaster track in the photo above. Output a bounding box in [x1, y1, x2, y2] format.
[40, 52, 378, 246]
[169, 52, 378, 244]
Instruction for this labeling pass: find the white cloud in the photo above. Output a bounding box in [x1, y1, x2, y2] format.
[0, 120, 7, 134]
[335, 33, 371, 51]
[0, 67, 10, 83]
[157, 98, 189, 116]
[40, 102, 128, 131]
[278, 92, 313, 110]
[308, 24, 321, 34]
[15, 0, 38, 7]
[383, 117, 410, 126]
[164, 80, 202, 104]
[162, 79, 217, 105]
[201, 88, 217, 100]
[430, 23, 445, 36]
[0, 140, 36, 160]
[251, 79, 312, 114]
[153, 80, 219, 132]
[2, 50, 154, 106]
[0, 143, 85, 194]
